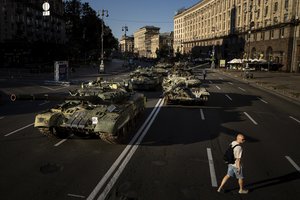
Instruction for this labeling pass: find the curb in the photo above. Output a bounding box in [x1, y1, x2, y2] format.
[216, 70, 300, 106]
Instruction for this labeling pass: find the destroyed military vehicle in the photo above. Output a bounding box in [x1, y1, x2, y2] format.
[162, 69, 209, 105]
[129, 67, 162, 90]
[11, 81, 146, 144]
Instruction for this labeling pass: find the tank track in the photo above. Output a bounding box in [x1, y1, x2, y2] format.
[99, 116, 137, 144]
[38, 127, 68, 138]
[99, 133, 121, 144]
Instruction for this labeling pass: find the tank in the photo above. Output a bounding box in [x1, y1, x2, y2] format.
[152, 62, 173, 76]
[162, 69, 209, 105]
[129, 67, 162, 90]
[11, 82, 146, 144]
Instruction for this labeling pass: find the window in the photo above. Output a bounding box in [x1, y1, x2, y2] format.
[284, 13, 289, 22]
[284, 0, 289, 9]
[280, 28, 285, 37]
[265, 6, 268, 16]
[271, 30, 274, 39]
[274, 2, 278, 12]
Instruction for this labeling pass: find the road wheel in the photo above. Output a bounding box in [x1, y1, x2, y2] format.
[38, 127, 68, 138]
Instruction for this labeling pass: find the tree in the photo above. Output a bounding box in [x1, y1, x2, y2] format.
[63, 0, 118, 62]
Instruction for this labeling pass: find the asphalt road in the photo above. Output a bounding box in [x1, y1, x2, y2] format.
[0, 69, 299, 200]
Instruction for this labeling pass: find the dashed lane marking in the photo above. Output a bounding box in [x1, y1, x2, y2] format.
[285, 156, 300, 172]
[225, 94, 232, 101]
[54, 134, 74, 147]
[209, 80, 213, 84]
[200, 109, 205, 120]
[219, 77, 224, 80]
[67, 194, 85, 199]
[207, 148, 218, 187]
[257, 97, 268, 104]
[0, 116, 4, 120]
[39, 101, 49, 106]
[243, 112, 258, 125]
[238, 87, 246, 92]
[4, 123, 34, 137]
[40, 86, 69, 91]
[216, 86, 221, 90]
[228, 82, 233, 85]
[289, 116, 300, 124]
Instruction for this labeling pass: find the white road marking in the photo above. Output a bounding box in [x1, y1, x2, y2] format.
[0, 116, 4, 120]
[216, 86, 221, 90]
[285, 156, 300, 172]
[289, 116, 300, 124]
[200, 109, 205, 120]
[238, 87, 246, 92]
[209, 80, 213, 84]
[39, 101, 49, 106]
[40, 86, 69, 91]
[243, 112, 258, 125]
[207, 148, 218, 187]
[225, 94, 232, 101]
[87, 98, 164, 200]
[228, 82, 233, 85]
[67, 194, 85, 199]
[258, 97, 268, 104]
[4, 123, 34, 137]
[219, 77, 223, 80]
[54, 134, 74, 147]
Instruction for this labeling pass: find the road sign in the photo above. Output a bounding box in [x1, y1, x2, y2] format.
[42, 2, 50, 16]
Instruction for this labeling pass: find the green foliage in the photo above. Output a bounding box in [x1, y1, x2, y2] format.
[64, 0, 118, 62]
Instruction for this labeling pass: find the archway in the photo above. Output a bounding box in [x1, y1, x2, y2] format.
[266, 46, 273, 61]
[251, 47, 256, 59]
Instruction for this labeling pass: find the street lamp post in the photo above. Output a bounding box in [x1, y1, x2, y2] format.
[99, 9, 109, 73]
[211, 26, 216, 69]
[122, 25, 128, 52]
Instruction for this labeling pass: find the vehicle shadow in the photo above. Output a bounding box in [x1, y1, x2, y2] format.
[137, 91, 260, 146]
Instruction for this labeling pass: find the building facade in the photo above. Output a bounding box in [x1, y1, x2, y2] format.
[159, 32, 174, 57]
[174, 0, 300, 72]
[0, 0, 66, 66]
[134, 26, 160, 58]
[119, 35, 134, 54]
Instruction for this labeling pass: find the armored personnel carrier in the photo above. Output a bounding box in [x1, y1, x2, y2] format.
[129, 67, 162, 90]
[11, 81, 146, 144]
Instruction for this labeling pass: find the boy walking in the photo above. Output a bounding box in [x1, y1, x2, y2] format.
[217, 134, 248, 194]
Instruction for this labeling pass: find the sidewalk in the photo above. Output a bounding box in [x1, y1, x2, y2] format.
[217, 69, 300, 105]
[0, 59, 129, 83]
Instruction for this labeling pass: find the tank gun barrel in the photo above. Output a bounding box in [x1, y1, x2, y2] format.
[10, 94, 108, 104]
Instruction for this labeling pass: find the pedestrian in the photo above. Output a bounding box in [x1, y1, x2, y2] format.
[217, 134, 248, 194]
[203, 69, 207, 80]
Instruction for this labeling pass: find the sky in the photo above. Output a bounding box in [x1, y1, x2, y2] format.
[81, 0, 201, 40]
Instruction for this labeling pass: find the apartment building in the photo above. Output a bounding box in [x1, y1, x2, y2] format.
[0, 0, 66, 66]
[174, 0, 300, 72]
[159, 32, 174, 54]
[134, 26, 160, 58]
[119, 35, 134, 54]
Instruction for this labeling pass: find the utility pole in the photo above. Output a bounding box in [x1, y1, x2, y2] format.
[99, 9, 109, 74]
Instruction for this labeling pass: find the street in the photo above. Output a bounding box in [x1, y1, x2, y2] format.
[0, 68, 300, 200]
